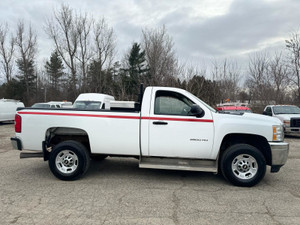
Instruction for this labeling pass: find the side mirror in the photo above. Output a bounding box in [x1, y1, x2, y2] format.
[190, 104, 205, 118]
[263, 111, 271, 116]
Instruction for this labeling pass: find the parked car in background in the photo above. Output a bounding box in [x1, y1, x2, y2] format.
[263, 105, 300, 134]
[0, 99, 24, 122]
[73, 93, 115, 110]
[48, 101, 73, 108]
[32, 101, 72, 109]
[216, 106, 252, 114]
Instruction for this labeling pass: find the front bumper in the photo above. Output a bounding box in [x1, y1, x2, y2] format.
[11, 137, 22, 150]
[284, 127, 300, 134]
[269, 142, 289, 172]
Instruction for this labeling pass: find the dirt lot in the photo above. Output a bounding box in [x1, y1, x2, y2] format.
[0, 123, 299, 225]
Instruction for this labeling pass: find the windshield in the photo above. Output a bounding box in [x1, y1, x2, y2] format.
[73, 101, 101, 110]
[31, 103, 50, 108]
[273, 105, 300, 115]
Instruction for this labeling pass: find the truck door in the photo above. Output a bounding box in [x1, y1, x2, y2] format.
[145, 89, 214, 159]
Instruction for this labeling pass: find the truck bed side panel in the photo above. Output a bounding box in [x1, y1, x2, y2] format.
[17, 110, 140, 156]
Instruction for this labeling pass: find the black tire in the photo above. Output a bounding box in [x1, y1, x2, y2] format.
[49, 140, 90, 181]
[220, 144, 266, 187]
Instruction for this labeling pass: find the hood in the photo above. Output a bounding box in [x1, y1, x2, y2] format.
[275, 114, 300, 121]
[213, 112, 283, 143]
[245, 113, 282, 124]
[215, 112, 282, 125]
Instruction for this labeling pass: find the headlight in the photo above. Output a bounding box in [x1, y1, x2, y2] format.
[283, 120, 290, 127]
[273, 125, 284, 141]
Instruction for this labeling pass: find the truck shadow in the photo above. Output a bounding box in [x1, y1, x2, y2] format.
[0, 121, 14, 126]
[86, 157, 226, 186]
[285, 135, 300, 139]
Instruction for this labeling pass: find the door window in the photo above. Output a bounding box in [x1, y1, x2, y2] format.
[265, 107, 272, 115]
[154, 91, 194, 116]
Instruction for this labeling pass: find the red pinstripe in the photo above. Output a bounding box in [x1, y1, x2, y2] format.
[18, 111, 213, 123]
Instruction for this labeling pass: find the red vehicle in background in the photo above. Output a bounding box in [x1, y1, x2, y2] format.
[216, 106, 252, 114]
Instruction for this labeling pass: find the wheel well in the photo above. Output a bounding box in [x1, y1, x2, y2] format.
[45, 127, 91, 154]
[219, 133, 272, 166]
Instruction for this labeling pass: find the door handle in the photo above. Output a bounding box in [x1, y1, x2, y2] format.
[153, 121, 168, 125]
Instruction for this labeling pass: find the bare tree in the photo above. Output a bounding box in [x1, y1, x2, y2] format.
[246, 52, 274, 109]
[88, 18, 115, 93]
[211, 59, 240, 103]
[15, 21, 37, 104]
[268, 52, 289, 104]
[76, 13, 93, 92]
[94, 18, 115, 69]
[142, 26, 179, 86]
[46, 5, 116, 98]
[45, 5, 79, 97]
[285, 31, 300, 103]
[179, 65, 220, 106]
[181, 65, 206, 90]
[0, 23, 15, 82]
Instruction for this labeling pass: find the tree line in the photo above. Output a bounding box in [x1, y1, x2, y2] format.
[0, 5, 300, 113]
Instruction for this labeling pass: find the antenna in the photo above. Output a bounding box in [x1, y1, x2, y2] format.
[138, 83, 144, 104]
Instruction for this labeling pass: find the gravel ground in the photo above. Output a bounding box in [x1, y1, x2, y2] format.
[0, 123, 299, 225]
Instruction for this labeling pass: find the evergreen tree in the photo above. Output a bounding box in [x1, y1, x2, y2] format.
[16, 58, 36, 104]
[87, 59, 113, 94]
[0, 78, 24, 102]
[123, 43, 149, 96]
[15, 21, 37, 106]
[45, 50, 65, 91]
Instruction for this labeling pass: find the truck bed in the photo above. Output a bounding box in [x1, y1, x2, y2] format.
[16, 107, 141, 156]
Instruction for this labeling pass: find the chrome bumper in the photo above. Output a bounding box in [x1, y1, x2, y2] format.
[285, 127, 300, 133]
[269, 142, 289, 166]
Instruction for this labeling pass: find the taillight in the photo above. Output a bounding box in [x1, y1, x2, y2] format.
[15, 114, 21, 133]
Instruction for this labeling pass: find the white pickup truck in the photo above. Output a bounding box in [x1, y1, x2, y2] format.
[11, 86, 289, 187]
[263, 105, 300, 135]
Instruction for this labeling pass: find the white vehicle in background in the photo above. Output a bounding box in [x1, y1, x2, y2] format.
[73, 93, 115, 110]
[48, 101, 73, 108]
[0, 99, 24, 122]
[263, 105, 300, 134]
[32, 101, 72, 109]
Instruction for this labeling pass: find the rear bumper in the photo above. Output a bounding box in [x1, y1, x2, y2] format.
[11, 137, 48, 160]
[269, 142, 289, 172]
[11, 137, 22, 150]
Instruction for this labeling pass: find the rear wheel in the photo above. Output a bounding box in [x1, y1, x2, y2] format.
[221, 144, 266, 187]
[49, 141, 90, 181]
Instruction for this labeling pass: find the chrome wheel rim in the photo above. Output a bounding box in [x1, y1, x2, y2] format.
[231, 154, 258, 180]
[55, 150, 78, 174]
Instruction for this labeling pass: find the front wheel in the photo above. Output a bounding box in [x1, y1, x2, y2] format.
[49, 141, 90, 181]
[220, 144, 266, 187]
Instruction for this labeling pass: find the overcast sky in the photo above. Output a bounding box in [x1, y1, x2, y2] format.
[0, 0, 300, 81]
